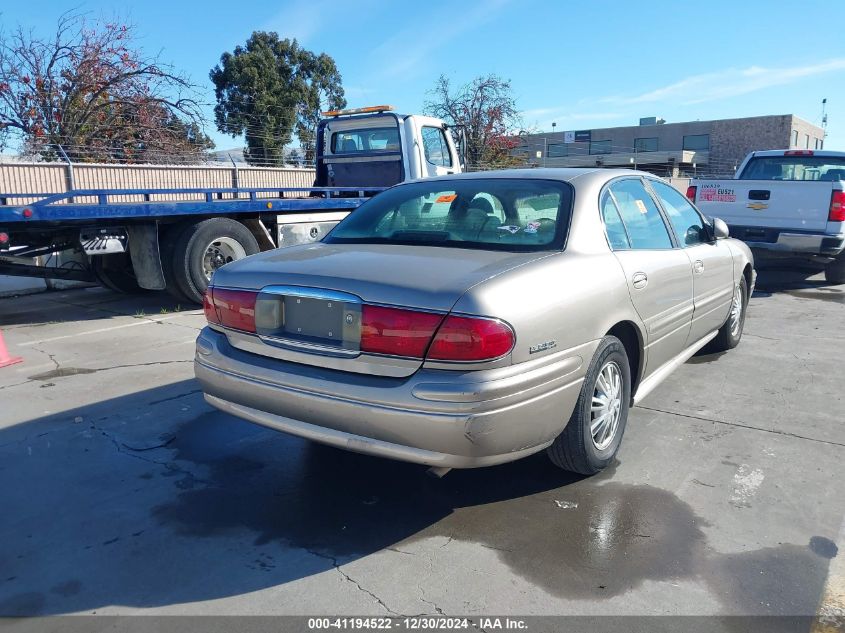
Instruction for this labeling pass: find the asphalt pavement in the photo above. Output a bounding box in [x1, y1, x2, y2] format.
[0, 267, 842, 624]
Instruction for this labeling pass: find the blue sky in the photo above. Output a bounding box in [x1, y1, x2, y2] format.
[4, 0, 843, 150]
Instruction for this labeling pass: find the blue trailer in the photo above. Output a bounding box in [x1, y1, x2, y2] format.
[0, 106, 466, 303]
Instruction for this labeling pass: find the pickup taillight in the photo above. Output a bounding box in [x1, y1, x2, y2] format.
[830, 191, 845, 222]
[686, 186, 697, 203]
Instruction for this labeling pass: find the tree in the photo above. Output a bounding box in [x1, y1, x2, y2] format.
[424, 74, 522, 169]
[0, 12, 210, 163]
[210, 33, 345, 166]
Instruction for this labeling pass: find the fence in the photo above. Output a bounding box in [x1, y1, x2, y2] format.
[0, 160, 692, 205]
[0, 162, 318, 205]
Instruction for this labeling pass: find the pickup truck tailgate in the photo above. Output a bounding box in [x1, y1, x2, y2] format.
[693, 181, 833, 232]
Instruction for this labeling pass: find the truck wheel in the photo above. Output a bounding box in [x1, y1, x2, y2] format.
[824, 256, 845, 285]
[90, 253, 148, 294]
[158, 223, 195, 304]
[709, 277, 748, 352]
[170, 218, 260, 304]
[547, 336, 631, 475]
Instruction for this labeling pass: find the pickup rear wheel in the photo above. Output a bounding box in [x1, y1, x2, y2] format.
[169, 218, 260, 304]
[90, 253, 148, 294]
[547, 335, 631, 475]
[824, 256, 845, 285]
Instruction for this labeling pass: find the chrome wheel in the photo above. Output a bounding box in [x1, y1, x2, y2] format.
[591, 361, 623, 451]
[201, 237, 246, 281]
[729, 283, 744, 337]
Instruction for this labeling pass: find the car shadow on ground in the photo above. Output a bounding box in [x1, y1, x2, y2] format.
[0, 380, 837, 617]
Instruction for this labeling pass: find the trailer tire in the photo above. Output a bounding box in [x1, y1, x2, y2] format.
[159, 222, 195, 304]
[170, 218, 260, 304]
[90, 253, 148, 294]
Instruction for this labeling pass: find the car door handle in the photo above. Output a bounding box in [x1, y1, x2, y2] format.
[693, 260, 704, 274]
[631, 272, 648, 289]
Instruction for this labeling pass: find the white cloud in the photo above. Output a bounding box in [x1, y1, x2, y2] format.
[603, 58, 845, 106]
[370, 0, 512, 79]
[263, 0, 380, 44]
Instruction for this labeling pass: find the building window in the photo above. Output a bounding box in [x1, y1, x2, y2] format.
[548, 143, 568, 158]
[590, 140, 612, 155]
[683, 134, 710, 151]
[791, 130, 799, 147]
[804, 134, 810, 149]
[635, 137, 658, 152]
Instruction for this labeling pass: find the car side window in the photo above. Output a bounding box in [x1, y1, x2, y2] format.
[421, 126, 452, 167]
[649, 180, 709, 246]
[600, 191, 631, 249]
[607, 179, 674, 249]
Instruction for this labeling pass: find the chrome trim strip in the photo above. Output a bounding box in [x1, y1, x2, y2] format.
[258, 334, 361, 358]
[258, 285, 362, 304]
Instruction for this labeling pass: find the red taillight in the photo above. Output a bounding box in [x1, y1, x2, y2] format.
[360, 305, 443, 358]
[686, 185, 697, 202]
[785, 150, 814, 156]
[830, 191, 845, 222]
[0, 232, 9, 244]
[427, 315, 515, 362]
[203, 288, 219, 324]
[22, 208, 33, 219]
[210, 288, 257, 332]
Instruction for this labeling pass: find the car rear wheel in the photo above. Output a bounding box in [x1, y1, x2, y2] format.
[547, 335, 631, 475]
[709, 277, 747, 352]
[168, 218, 260, 305]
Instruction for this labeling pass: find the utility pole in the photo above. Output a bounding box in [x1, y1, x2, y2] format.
[821, 98, 828, 146]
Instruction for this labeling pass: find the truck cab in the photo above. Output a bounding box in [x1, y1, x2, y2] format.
[315, 106, 465, 189]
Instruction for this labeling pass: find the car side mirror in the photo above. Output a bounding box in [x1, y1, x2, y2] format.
[711, 217, 729, 240]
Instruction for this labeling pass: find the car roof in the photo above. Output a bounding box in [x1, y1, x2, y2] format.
[410, 167, 653, 187]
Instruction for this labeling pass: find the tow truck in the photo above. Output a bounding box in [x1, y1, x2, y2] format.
[0, 106, 466, 303]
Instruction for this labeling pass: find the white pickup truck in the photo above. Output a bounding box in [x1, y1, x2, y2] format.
[688, 149, 845, 283]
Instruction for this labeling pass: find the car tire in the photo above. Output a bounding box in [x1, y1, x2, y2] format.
[90, 253, 149, 294]
[169, 218, 260, 304]
[709, 276, 748, 352]
[547, 335, 631, 475]
[824, 256, 845, 285]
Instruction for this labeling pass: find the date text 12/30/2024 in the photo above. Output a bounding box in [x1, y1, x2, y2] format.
[307, 617, 528, 630]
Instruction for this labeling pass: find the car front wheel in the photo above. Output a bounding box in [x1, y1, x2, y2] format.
[547, 335, 631, 475]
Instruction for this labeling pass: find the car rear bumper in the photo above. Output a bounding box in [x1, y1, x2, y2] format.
[194, 327, 589, 468]
[729, 225, 845, 256]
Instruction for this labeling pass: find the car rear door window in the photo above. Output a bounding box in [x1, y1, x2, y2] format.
[649, 180, 708, 246]
[608, 179, 674, 249]
[601, 191, 631, 250]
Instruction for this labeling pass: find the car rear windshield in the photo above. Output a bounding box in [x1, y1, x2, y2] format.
[739, 156, 845, 181]
[325, 178, 573, 252]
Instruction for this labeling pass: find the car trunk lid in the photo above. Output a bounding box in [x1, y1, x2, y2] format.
[209, 242, 550, 376]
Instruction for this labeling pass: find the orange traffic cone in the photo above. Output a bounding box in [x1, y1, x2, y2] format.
[0, 330, 22, 368]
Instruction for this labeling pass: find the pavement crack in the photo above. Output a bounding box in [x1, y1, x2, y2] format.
[91, 422, 207, 484]
[637, 405, 845, 448]
[304, 548, 400, 616]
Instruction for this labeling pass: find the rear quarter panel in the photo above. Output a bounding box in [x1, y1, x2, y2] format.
[448, 251, 636, 368]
